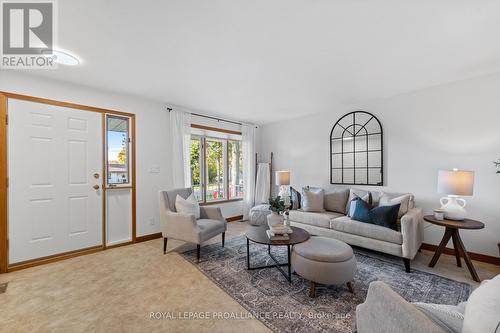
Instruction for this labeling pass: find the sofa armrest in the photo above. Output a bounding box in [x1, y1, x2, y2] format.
[400, 207, 423, 259]
[160, 210, 199, 243]
[200, 206, 226, 223]
[356, 281, 446, 333]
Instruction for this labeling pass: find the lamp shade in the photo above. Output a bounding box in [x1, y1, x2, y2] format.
[437, 170, 474, 196]
[275, 171, 290, 186]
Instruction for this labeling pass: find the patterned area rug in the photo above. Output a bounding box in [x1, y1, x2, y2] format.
[181, 235, 471, 333]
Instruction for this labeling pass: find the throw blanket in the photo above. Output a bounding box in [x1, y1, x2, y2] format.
[254, 163, 270, 204]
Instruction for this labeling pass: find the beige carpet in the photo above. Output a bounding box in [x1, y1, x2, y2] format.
[0, 221, 498, 333]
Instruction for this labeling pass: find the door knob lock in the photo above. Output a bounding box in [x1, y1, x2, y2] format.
[93, 185, 100, 190]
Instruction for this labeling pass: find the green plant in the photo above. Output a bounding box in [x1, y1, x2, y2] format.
[494, 159, 500, 174]
[268, 196, 285, 215]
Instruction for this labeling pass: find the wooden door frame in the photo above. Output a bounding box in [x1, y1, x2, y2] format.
[0, 92, 137, 273]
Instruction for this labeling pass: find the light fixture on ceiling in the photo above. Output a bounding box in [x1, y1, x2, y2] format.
[41, 49, 81, 66]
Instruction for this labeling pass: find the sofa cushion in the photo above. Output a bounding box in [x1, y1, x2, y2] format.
[196, 219, 226, 242]
[288, 210, 343, 228]
[301, 187, 325, 212]
[293, 236, 354, 263]
[379, 192, 414, 218]
[324, 188, 350, 214]
[330, 216, 403, 245]
[463, 275, 500, 333]
[413, 302, 465, 333]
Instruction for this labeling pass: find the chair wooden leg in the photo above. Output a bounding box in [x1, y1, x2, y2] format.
[347, 281, 354, 294]
[163, 237, 167, 254]
[222, 232, 225, 247]
[196, 244, 201, 263]
[309, 281, 316, 298]
[403, 258, 411, 273]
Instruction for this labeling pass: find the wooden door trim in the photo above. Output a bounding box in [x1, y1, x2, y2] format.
[0, 92, 137, 273]
[0, 94, 7, 273]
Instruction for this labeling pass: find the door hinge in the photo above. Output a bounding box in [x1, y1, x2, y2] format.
[5, 114, 7, 125]
[5, 177, 8, 188]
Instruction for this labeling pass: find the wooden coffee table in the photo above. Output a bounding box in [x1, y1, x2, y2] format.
[245, 226, 310, 283]
[424, 215, 485, 282]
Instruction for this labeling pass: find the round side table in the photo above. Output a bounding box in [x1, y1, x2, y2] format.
[424, 215, 484, 282]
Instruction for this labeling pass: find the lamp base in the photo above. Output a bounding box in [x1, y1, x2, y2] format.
[439, 196, 467, 220]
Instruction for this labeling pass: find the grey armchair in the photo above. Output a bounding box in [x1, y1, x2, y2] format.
[159, 188, 227, 262]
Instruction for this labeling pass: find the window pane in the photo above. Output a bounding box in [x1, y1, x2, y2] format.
[190, 137, 202, 201]
[205, 138, 225, 201]
[107, 115, 129, 184]
[228, 140, 243, 199]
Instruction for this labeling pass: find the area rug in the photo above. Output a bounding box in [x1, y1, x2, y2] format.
[181, 235, 471, 333]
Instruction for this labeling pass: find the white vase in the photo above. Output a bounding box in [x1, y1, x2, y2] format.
[440, 196, 467, 220]
[267, 212, 284, 228]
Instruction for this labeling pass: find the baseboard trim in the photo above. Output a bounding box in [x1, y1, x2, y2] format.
[8, 245, 104, 272]
[420, 243, 500, 266]
[226, 215, 243, 222]
[136, 232, 162, 242]
[5, 215, 246, 273]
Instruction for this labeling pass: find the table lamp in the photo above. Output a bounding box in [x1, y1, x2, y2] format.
[437, 169, 474, 220]
[275, 171, 290, 207]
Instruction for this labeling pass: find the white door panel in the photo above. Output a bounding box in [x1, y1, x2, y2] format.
[8, 99, 103, 264]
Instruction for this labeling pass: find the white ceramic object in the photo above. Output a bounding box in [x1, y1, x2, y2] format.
[433, 209, 444, 221]
[440, 196, 467, 220]
[267, 212, 284, 228]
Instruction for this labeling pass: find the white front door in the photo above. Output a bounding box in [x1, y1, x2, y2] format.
[8, 99, 103, 264]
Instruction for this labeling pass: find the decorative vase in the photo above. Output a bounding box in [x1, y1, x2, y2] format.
[267, 212, 284, 228]
[440, 196, 467, 220]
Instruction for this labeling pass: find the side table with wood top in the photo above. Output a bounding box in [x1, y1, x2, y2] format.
[423, 215, 485, 282]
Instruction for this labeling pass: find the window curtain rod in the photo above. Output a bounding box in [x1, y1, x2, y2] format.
[166, 107, 256, 128]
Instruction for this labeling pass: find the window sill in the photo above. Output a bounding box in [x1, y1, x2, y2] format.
[200, 198, 243, 206]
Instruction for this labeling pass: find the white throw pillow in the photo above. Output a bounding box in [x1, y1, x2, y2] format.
[378, 192, 413, 218]
[175, 194, 200, 219]
[301, 187, 325, 212]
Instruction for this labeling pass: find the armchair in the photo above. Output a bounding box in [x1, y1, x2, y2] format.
[159, 188, 227, 262]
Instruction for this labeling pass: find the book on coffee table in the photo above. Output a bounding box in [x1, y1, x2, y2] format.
[266, 230, 290, 240]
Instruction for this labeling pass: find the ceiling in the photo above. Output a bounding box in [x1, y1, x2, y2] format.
[17, 0, 500, 124]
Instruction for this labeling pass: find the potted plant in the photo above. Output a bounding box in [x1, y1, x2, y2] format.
[267, 196, 286, 228]
[494, 159, 500, 173]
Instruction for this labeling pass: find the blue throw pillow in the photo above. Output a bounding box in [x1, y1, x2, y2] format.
[351, 197, 371, 223]
[369, 204, 401, 231]
[352, 200, 401, 231]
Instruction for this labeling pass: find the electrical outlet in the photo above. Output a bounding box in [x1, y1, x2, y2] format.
[149, 218, 155, 226]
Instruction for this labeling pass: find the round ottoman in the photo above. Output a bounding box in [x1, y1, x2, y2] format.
[291, 237, 357, 298]
[248, 204, 271, 226]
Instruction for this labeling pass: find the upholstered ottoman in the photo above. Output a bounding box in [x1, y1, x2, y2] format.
[248, 204, 271, 226]
[291, 237, 357, 298]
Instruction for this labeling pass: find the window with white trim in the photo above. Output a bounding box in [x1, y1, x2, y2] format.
[190, 129, 243, 203]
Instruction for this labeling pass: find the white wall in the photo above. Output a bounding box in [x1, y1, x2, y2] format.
[0, 72, 243, 238]
[258, 72, 500, 257]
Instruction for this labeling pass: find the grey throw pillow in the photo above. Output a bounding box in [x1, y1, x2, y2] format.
[324, 188, 349, 214]
[301, 187, 325, 212]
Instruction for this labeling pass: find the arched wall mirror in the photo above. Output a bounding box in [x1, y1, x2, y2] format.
[330, 111, 383, 185]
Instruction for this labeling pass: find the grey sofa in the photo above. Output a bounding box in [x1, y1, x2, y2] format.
[288, 187, 423, 271]
[159, 188, 227, 262]
[356, 274, 500, 333]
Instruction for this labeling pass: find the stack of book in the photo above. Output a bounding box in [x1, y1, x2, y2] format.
[266, 225, 293, 240]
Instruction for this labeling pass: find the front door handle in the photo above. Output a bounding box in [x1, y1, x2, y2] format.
[93, 185, 100, 190]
